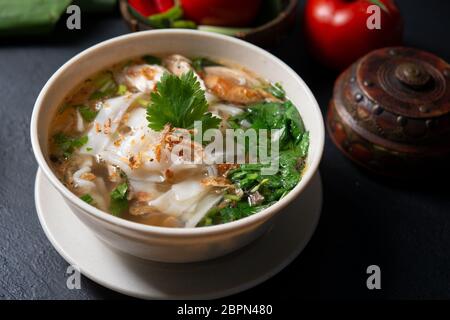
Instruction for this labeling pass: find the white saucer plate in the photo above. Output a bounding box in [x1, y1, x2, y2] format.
[35, 169, 322, 299]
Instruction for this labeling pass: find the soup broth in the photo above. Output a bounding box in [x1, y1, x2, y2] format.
[48, 54, 309, 228]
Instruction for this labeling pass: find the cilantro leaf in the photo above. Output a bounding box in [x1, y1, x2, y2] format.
[228, 100, 306, 149]
[146, 71, 220, 131]
[111, 182, 128, 200]
[109, 182, 129, 217]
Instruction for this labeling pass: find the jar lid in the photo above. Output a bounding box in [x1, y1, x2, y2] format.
[338, 47, 450, 145]
[328, 47, 450, 175]
[357, 47, 450, 119]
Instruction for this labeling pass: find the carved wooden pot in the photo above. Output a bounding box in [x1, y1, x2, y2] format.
[327, 47, 450, 176]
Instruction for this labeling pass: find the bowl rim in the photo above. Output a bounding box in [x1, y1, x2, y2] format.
[30, 29, 324, 237]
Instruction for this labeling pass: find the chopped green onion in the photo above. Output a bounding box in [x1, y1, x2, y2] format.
[116, 84, 128, 95]
[266, 82, 286, 99]
[137, 98, 150, 107]
[224, 194, 242, 201]
[77, 105, 98, 122]
[89, 72, 117, 100]
[250, 178, 269, 193]
[80, 194, 94, 204]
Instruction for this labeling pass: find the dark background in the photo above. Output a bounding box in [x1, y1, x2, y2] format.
[0, 0, 449, 300]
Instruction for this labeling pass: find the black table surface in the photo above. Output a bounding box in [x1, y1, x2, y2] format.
[1, 0, 449, 300]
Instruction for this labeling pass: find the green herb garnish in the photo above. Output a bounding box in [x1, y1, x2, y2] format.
[53, 133, 88, 158]
[228, 101, 306, 149]
[146, 71, 220, 131]
[200, 202, 272, 226]
[77, 105, 98, 122]
[80, 194, 94, 204]
[109, 182, 128, 216]
[199, 98, 310, 226]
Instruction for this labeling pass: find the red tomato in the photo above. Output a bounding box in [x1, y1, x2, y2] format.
[155, 0, 175, 12]
[128, 0, 158, 16]
[180, 0, 262, 27]
[304, 0, 403, 70]
[128, 0, 174, 16]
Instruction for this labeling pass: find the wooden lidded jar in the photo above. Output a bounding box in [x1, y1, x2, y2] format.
[327, 47, 450, 176]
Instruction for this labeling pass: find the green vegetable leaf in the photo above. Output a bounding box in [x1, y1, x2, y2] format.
[228, 100, 306, 150]
[284, 101, 306, 145]
[77, 105, 98, 122]
[53, 133, 88, 158]
[200, 201, 272, 226]
[111, 182, 128, 200]
[148, 5, 183, 28]
[297, 131, 310, 158]
[219, 202, 260, 223]
[80, 194, 94, 204]
[146, 71, 220, 131]
[109, 182, 128, 216]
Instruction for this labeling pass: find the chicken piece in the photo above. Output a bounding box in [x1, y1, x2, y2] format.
[203, 66, 278, 105]
[163, 54, 193, 77]
[117, 64, 167, 93]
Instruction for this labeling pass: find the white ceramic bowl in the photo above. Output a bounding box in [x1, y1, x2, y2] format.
[31, 30, 324, 263]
